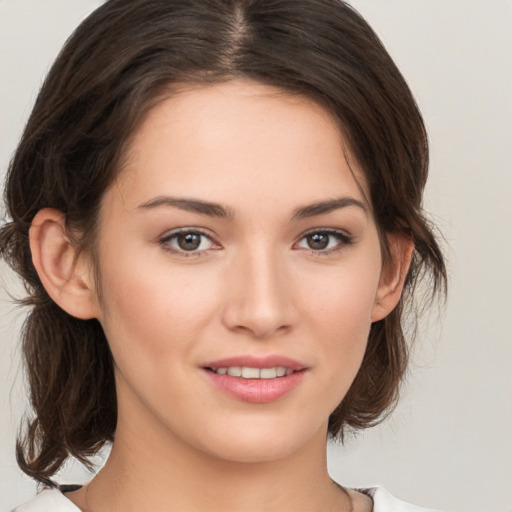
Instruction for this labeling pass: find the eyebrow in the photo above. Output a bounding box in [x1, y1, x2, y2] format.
[291, 197, 367, 220]
[137, 196, 235, 219]
[137, 195, 366, 220]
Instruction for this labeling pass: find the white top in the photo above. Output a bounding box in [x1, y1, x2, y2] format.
[12, 486, 442, 511]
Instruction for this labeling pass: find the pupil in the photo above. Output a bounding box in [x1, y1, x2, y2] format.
[308, 233, 329, 250]
[178, 232, 201, 251]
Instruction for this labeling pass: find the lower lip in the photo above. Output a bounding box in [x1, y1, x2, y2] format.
[203, 369, 306, 403]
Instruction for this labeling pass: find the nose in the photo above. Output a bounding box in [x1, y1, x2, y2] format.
[221, 246, 298, 339]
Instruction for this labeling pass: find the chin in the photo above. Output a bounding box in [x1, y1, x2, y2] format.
[204, 439, 304, 465]
[190, 416, 326, 465]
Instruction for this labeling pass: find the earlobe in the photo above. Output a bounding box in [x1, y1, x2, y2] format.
[29, 208, 99, 320]
[371, 233, 414, 322]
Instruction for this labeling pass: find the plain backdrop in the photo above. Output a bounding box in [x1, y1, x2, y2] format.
[1, 1, 511, 511]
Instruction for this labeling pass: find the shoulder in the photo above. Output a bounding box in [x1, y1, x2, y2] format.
[10, 488, 81, 512]
[364, 486, 443, 512]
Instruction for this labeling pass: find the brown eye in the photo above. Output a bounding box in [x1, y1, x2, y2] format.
[296, 229, 354, 253]
[306, 233, 330, 250]
[161, 229, 217, 255]
[177, 232, 202, 251]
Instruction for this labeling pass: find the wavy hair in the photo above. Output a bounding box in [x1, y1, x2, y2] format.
[0, 0, 446, 485]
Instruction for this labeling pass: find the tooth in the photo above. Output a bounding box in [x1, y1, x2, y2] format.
[260, 368, 277, 379]
[276, 367, 286, 377]
[221, 366, 294, 379]
[227, 366, 242, 377]
[242, 367, 260, 379]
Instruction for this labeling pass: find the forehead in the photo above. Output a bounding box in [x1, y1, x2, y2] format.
[112, 80, 369, 214]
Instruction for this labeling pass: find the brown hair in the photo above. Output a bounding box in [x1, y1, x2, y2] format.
[0, 0, 446, 485]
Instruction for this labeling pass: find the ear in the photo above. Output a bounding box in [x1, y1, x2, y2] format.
[29, 208, 100, 320]
[371, 233, 414, 322]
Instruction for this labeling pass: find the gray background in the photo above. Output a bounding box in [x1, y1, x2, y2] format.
[1, 1, 511, 511]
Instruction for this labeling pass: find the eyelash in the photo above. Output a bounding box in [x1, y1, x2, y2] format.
[159, 228, 219, 258]
[294, 229, 354, 256]
[159, 228, 354, 258]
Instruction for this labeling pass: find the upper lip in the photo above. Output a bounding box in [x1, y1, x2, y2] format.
[202, 355, 307, 371]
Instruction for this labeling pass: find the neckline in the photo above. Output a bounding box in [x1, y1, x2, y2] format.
[52, 484, 376, 512]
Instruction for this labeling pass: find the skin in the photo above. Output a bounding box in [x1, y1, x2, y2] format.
[30, 80, 412, 512]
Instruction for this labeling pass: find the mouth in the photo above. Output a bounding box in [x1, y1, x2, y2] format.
[201, 355, 308, 403]
[205, 366, 296, 379]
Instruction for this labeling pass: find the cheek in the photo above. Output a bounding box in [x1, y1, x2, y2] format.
[300, 255, 382, 388]
[96, 246, 220, 366]
[305, 258, 381, 333]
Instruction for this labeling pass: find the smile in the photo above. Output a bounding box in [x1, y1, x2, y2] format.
[202, 355, 308, 403]
[211, 366, 295, 379]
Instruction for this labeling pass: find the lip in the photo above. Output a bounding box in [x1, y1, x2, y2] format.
[202, 355, 308, 404]
[202, 355, 307, 372]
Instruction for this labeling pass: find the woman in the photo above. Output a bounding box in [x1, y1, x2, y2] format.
[1, 1, 446, 511]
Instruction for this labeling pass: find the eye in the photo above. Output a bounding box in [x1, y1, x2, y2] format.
[295, 229, 353, 254]
[160, 229, 219, 255]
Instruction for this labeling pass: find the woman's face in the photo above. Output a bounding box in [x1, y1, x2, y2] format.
[93, 80, 389, 463]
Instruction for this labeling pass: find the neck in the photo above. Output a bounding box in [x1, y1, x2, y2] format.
[77, 402, 351, 512]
